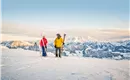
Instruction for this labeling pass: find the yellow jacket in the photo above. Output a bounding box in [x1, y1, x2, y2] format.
[54, 37, 63, 47]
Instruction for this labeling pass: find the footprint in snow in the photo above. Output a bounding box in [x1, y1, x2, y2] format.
[71, 73, 76, 75]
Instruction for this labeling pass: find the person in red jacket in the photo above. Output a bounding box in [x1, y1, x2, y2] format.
[40, 36, 48, 56]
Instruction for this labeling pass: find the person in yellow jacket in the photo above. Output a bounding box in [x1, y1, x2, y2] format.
[54, 33, 64, 58]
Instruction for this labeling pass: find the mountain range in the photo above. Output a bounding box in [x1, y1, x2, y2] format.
[1, 37, 130, 60]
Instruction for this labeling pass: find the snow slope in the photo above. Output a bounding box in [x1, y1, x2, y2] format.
[1, 48, 130, 80]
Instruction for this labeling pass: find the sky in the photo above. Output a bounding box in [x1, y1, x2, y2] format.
[1, 0, 130, 41]
[2, 0, 129, 29]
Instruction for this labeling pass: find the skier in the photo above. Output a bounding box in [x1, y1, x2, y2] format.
[54, 33, 64, 58]
[34, 42, 38, 51]
[40, 36, 48, 57]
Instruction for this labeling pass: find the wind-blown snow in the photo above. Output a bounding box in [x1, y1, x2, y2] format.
[1, 48, 130, 80]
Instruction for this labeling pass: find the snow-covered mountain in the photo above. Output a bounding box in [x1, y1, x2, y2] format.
[66, 36, 97, 43]
[1, 38, 130, 60]
[1, 41, 34, 49]
[66, 36, 86, 43]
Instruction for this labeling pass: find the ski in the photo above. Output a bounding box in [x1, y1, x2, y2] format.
[63, 34, 66, 43]
[61, 34, 66, 51]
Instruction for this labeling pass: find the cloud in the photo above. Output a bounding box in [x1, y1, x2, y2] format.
[2, 21, 60, 37]
[109, 36, 130, 39]
[2, 21, 130, 41]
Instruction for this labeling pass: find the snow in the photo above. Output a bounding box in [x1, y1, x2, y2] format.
[1, 48, 130, 80]
[66, 36, 86, 43]
[1, 40, 130, 60]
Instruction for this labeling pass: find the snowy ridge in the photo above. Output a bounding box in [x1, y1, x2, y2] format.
[1, 39, 130, 60]
[66, 36, 86, 43]
[66, 36, 98, 43]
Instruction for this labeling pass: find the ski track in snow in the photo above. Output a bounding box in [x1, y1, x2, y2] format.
[1, 48, 130, 80]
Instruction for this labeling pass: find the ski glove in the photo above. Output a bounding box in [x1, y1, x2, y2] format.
[54, 45, 56, 48]
[45, 46, 47, 49]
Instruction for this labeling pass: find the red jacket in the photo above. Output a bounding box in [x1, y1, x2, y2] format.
[40, 38, 48, 47]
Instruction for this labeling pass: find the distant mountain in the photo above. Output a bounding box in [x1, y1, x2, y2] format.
[66, 36, 98, 43]
[1, 41, 34, 49]
[1, 38, 130, 60]
[66, 36, 86, 43]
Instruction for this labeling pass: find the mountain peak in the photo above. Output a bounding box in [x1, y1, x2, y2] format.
[66, 36, 98, 42]
[66, 36, 86, 43]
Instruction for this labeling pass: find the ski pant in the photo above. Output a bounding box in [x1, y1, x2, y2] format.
[55, 47, 62, 57]
[41, 46, 47, 56]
